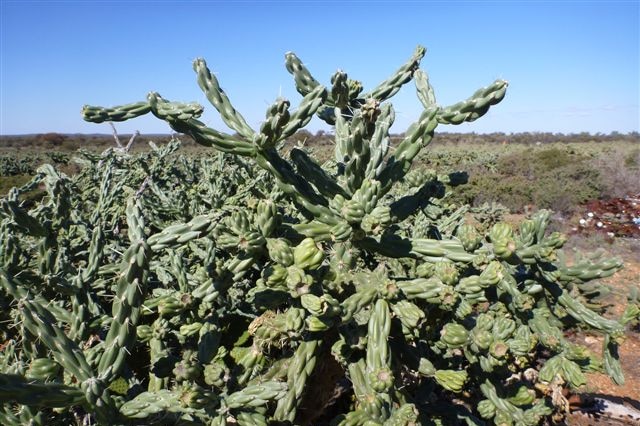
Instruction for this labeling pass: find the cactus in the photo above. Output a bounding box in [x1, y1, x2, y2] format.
[0, 45, 637, 426]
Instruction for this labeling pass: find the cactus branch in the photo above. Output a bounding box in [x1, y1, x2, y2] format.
[194, 57, 256, 140]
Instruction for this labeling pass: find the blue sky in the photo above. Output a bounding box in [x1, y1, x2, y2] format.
[1, 0, 638, 135]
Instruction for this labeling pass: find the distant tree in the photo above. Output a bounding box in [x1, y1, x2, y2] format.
[37, 132, 67, 146]
[291, 129, 313, 144]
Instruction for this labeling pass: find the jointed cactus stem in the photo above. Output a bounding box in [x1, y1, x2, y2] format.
[273, 339, 321, 422]
[1, 44, 635, 426]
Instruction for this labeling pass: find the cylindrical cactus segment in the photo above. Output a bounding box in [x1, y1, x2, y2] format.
[1, 43, 626, 425]
[193, 57, 255, 140]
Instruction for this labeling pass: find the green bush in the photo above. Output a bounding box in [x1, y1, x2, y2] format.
[623, 147, 639, 169]
[452, 147, 601, 214]
[0, 174, 33, 197]
[0, 153, 70, 178]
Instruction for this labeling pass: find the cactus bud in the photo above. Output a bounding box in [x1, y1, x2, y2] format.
[348, 79, 363, 99]
[508, 385, 536, 406]
[434, 261, 459, 286]
[472, 329, 494, 351]
[238, 231, 266, 255]
[361, 98, 381, 123]
[489, 340, 509, 359]
[285, 265, 312, 296]
[518, 219, 536, 246]
[490, 223, 516, 259]
[262, 263, 287, 287]
[479, 261, 503, 286]
[293, 237, 324, 270]
[300, 294, 324, 316]
[204, 362, 227, 388]
[266, 238, 294, 266]
[179, 322, 203, 337]
[158, 295, 185, 317]
[434, 369, 467, 393]
[457, 224, 482, 252]
[440, 323, 469, 348]
[494, 410, 513, 426]
[306, 315, 334, 332]
[137, 325, 153, 342]
[256, 199, 278, 237]
[477, 399, 496, 419]
[26, 358, 61, 381]
[416, 262, 435, 278]
[418, 358, 436, 376]
[173, 359, 202, 382]
[369, 367, 394, 392]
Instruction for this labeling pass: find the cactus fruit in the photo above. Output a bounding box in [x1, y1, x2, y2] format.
[0, 45, 636, 426]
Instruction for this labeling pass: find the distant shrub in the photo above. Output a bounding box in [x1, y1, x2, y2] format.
[624, 147, 639, 169]
[0, 152, 71, 177]
[46, 152, 70, 164]
[452, 147, 601, 214]
[0, 174, 33, 197]
[595, 146, 640, 199]
[37, 132, 67, 146]
[0, 155, 39, 176]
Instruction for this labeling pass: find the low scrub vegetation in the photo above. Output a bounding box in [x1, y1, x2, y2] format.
[3, 133, 637, 216]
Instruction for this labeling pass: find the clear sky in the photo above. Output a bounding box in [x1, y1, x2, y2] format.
[1, 0, 638, 135]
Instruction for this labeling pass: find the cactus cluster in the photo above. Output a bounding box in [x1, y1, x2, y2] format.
[1, 46, 638, 425]
[0, 152, 70, 176]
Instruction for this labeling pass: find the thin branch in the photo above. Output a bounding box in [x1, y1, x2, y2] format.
[108, 122, 124, 149]
[125, 131, 140, 153]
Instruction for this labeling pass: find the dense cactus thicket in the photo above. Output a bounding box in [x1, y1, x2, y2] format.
[1, 46, 638, 425]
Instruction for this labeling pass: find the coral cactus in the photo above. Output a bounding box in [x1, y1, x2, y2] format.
[0, 46, 637, 425]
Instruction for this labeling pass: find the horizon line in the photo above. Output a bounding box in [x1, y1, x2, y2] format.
[1, 130, 639, 138]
